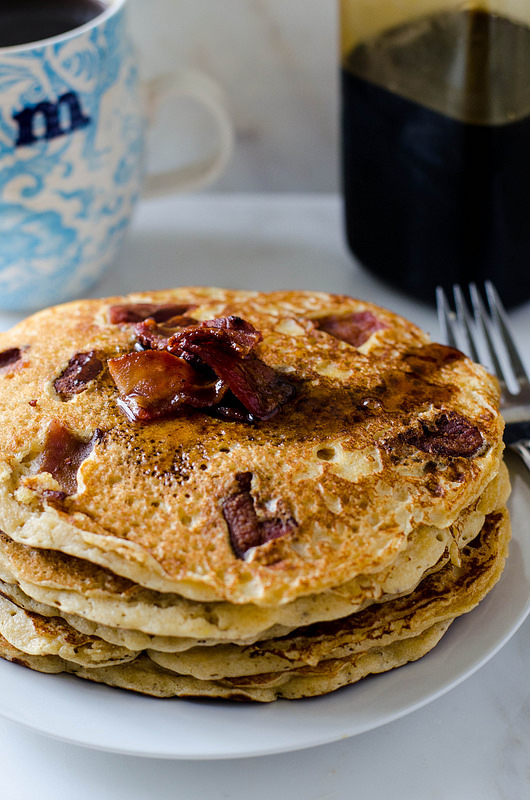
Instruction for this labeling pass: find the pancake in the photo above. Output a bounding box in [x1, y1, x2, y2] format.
[0, 463, 508, 644]
[0, 509, 509, 700]
[0, 287, 510, 701]
[0, 623, 451, 701]
[0, 593, 138, 667]
[149, 509, 510, 679]
[0, 289, 504, 607]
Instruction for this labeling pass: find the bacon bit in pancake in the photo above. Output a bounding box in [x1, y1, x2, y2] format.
[0, 348, 22, 371]
[223, 472, 297, 559]
[109, 316, 296, 423]
[404, 412, 485, 458]
[54, 351, 103, 397]
[36, 421, 102, 495]
[109, 303, 196, 325]
[108, 350, 226, 422]
[316, 311, 387, 347]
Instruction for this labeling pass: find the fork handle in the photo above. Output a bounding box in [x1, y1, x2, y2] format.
[510, 440, 530, 473]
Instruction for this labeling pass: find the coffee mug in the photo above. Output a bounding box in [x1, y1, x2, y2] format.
[0, 0, 234, 311]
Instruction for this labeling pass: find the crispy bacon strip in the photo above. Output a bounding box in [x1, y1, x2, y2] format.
[404, 412, 484, 458]
[169, 316, 262, 358]
[108, 350, 226, 422]
[109, 303, 195, 324]
[134, 316, 199, 351]
[199, 316, 263, 354]
[194, 346, 294, 420]
[222, 472, 297, 558]
[168, 318, 294, 421]
[316, 311, 387, 347]
[36, 421, 101, 495]
[54, 351, 103, 397]
[109, 315, 295, 423]
[207, 396, 257, 424]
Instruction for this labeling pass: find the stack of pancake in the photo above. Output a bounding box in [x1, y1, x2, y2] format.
[0, 288, 510, 701]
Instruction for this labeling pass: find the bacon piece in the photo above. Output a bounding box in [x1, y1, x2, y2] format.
[36, 421, 102, 495]
[404, 412, 484, 458]
[200, 316, 263, 355]
[168, 319, 295, 421]
[0, 348, 22, 370]
[188, 346, 294, 421]
[54, 351, 103, 397]
[169, 316, 262, 359]
[208, 395, 257, 424]
[111, 315, 295, 423]
[316, 311, 387, 347]
[261, 516, 297, 542]
[223, 472, 297, 559]
[222, 473, 261, 557]
[109, 303, 195, 325]
[220, 352, 294, 420]
[134, 316, 198, 351]
[108, 350, 226, 422]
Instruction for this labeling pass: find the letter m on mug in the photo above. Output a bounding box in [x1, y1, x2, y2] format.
[12, 91, 91, 147]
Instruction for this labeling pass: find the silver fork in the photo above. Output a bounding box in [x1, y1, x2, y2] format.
[436, 281, 530, 472]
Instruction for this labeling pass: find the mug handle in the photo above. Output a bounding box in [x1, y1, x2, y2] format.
[141, 70, 234, 198]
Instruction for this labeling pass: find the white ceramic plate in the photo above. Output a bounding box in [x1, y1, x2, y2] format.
[0, 455, 528, 760]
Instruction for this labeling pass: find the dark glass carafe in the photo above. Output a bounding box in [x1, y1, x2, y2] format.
[340, 2, 530, 307]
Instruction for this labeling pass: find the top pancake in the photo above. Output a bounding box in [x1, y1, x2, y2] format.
[0, 288, 504, 605]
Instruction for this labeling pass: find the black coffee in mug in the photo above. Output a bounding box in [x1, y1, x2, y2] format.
[341, 8, 530, 308]
[0, 0, 107, 48]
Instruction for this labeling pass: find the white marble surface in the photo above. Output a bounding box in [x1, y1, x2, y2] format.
[127, 0, 338, 192]
[0, 194, 529, 798]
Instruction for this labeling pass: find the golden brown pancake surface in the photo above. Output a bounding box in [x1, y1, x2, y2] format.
[0, 288, 504, 605]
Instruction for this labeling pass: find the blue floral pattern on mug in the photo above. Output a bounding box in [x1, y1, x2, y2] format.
[0, 6, 144, 310]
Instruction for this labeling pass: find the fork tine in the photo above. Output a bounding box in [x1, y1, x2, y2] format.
[485, 281, 530, 387]
[469, 283, 508, 391]
[452, 284, 481, 363]
[436, 286, 459, 349]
